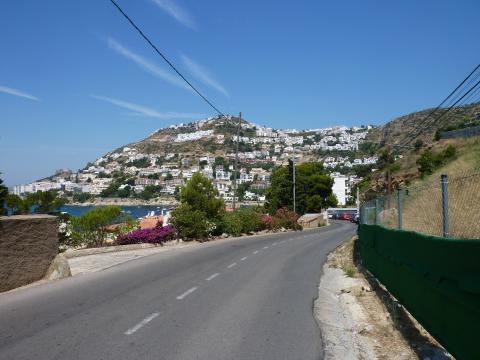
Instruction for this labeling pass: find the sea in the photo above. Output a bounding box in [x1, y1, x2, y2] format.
[59, 205, 172, 219]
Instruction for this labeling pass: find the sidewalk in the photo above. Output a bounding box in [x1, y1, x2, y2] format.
[68, 243, 194, 275]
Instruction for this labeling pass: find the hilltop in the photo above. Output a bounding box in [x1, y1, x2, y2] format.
[367, 103, 480, 152]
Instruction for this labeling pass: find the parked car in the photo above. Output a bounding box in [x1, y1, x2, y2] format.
[338, 213, 352, 221]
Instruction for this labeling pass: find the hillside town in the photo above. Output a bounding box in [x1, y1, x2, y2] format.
[13, 117, 378, 206]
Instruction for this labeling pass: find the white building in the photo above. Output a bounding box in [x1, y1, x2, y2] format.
[332, 175, 350, 206]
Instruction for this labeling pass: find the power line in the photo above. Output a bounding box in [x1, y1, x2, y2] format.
[395, 63, 480, 149]
[108, 0, 226, 117]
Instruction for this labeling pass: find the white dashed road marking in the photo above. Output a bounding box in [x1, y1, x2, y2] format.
[125, 312, 160, 335]
[253, 250, 259, 254]
[280, 240, 286, 244]
[227, 262, 237, 269]
[240, 256, 248, 261]
[176, 287, 198, 300]
[206, 273, 219, 281]
[272, 242, 278, 246]
[263, 246, 269, 249]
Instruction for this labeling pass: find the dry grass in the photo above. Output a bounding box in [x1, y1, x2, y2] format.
[376, 137, 480, 238]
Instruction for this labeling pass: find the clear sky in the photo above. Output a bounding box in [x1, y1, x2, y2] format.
[1, 0, 479, 186]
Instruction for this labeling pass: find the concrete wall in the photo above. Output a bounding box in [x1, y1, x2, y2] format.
[0, 215, 58, 292]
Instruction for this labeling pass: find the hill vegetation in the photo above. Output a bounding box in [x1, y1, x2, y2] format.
[367, 103, 480, 152]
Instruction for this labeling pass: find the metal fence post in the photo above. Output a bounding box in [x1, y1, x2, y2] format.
[375, 198, 380, 225]
[397, 189, 403, 230]
[441, 174, 449, 238]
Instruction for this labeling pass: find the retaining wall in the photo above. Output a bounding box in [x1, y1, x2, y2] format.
[0, 215, 59, 292]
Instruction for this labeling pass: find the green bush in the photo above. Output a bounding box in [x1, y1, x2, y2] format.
[222, 211, 243, 237]
[69, 206, 123, 248]
[170, 204, 211, 241]
[237, 207, 265, 233]
[417, 145, 457, 177]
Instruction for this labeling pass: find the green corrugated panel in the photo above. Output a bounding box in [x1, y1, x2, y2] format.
[359, 224, 480, 360]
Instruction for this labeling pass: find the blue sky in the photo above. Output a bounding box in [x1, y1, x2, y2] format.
[1, 0, 479, 186]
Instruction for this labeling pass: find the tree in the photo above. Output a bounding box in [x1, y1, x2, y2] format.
[265, 161, 336, 215]
[170, 173, 224, 240]
[69, 206, 122, 247]
[32, 190, 66, 213]
[117, 185, 132, 198]
[73, 192, 93, 203]
[0, 175, 8, 215]
[5, 190, 65, 215]
[414, 139, 424, 151]
[137, 185, 162, 200]
[179, 172, 224, 218]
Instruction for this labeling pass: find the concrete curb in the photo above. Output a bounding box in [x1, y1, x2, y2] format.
[64, 225, 328, 259]
[64, 242, 181, 259]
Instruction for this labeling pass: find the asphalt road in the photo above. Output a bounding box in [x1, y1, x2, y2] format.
[0, 221, 356, 360]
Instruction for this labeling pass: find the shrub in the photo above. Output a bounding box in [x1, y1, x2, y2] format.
[116, 222, 175, 245]
[170, 204, 211, 241]
[69, 206, 123, 247]
[274, 207, 302, 231]
[236, 207, 265, 233]
[222, 211, 243, 237]
[261, 213, 276, 231]
[417, 145, 457, 177]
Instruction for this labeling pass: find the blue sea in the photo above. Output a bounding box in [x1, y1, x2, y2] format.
[60, 205, 172, 219]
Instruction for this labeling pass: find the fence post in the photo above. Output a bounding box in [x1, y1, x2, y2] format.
[375, 198, 380, 225]
[441, 174, 449, 238]
[397, 189, 403, 230]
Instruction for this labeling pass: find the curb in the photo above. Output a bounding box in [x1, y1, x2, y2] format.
[64, 242, 183, 258]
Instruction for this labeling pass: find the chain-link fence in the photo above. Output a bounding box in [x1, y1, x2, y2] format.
[360, 171, 480, 239]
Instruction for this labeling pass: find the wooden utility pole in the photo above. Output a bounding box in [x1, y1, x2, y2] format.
[233, 112, 241, 211]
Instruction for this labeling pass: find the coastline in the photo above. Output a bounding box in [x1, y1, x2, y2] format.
[68, 197, 179, 207]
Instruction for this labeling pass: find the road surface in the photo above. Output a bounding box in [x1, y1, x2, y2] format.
[0, 221, 355, 360]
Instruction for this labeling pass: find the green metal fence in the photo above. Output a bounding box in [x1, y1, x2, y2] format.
[358, 224, 480, 360]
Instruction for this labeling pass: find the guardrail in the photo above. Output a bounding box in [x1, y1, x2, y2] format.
[358, 224, 480, 359]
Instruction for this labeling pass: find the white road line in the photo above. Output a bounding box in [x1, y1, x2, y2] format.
[280, 240, 286, 244]
[206, 273, 219, 281]
[240, 256, 248, 261]
[253, 250, 259, 254]
[227, 262, 237, 269]
[263, 246, 269, 249]
[272, 242, 277, 246]
[176, 287, 198, 300]
[124, 312, 160, 335]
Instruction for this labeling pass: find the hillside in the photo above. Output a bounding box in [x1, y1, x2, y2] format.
[367, 103, 480, 152]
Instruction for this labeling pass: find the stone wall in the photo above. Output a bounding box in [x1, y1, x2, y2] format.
[0, 215, 59, 292]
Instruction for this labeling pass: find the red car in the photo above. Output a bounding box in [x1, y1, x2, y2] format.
[338, 213, 353, 221]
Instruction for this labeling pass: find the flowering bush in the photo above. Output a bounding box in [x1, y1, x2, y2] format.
[261, 208, 302, 231]
[261, 214, 276, 231]
[116, 221, 175, 245]
[274, 207, 302, 230]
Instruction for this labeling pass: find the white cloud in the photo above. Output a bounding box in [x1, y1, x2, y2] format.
[151, 0, 196, 29]
[91, 95, 202, 120]
[181, 55, 229, 98]
[0, 85, 40, 101]
[107, 38, 190, 91]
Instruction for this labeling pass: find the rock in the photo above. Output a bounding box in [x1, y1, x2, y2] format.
[44, 253, 71, 280]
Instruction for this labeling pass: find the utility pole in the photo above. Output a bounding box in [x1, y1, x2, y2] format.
[292, 144, 296, 213]
[233, 112, 241, 211]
